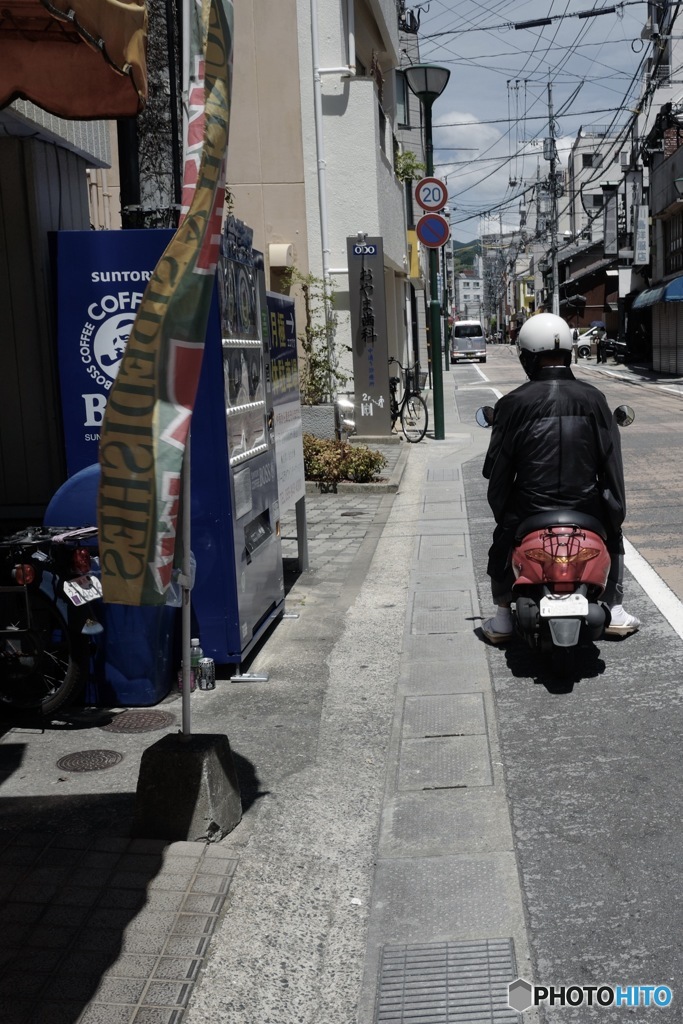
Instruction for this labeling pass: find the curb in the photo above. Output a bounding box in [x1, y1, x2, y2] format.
[304, 442, 410, 495]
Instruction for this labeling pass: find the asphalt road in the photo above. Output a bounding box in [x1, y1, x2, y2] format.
[452, 347, 683, 1021]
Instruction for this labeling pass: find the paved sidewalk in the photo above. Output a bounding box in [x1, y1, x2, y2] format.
[0, 391, 534, 1023]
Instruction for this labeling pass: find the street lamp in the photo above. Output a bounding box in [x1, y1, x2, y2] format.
[405, 63, 450, 440]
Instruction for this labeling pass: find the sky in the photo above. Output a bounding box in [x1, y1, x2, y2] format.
[410, 0, 655, 243]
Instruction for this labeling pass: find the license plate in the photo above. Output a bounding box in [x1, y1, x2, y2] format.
[64, 574, 103, 606]
[540, 594, 589, 618]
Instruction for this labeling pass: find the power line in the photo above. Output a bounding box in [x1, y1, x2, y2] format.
[420, 1, 649, 39]
[434, 105, 634, 128]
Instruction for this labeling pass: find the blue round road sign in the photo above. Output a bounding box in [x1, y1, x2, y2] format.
[416, 213, 450, 249]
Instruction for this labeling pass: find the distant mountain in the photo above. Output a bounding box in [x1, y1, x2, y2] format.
[451, 239, 480, 270]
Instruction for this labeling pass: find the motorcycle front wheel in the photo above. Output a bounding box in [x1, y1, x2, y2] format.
[0, 589, 84, 715]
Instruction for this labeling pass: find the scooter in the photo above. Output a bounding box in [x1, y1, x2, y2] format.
[0, 525, 103, 715]
[476, 403, 634, 671]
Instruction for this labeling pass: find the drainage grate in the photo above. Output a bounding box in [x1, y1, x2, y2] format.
[56, 749, 124, 773]
[376, 938, 517, 1023]
[100, 710, 177, 734]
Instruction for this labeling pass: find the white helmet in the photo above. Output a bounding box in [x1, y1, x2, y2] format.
[517, 313, 573, 354]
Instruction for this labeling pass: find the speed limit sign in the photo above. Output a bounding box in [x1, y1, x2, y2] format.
[415, 177, 448, 212]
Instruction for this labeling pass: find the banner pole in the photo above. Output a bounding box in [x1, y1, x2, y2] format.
[181, 436, 192, 737]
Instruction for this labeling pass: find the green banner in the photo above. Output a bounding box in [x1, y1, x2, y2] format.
[97, 0, 234, 605]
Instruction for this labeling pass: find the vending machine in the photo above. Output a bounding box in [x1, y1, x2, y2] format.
[189, 218, 285, 664]
[54, 219, 284, 676]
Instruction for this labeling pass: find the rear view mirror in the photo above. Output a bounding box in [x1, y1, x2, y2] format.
[614, 404, 635, 427]
[475, 406, 495, 428]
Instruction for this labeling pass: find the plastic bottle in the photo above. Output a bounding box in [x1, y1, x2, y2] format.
[190, 638, 203, 673]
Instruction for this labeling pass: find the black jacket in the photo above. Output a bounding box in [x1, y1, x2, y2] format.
[482, 366, 626, 536]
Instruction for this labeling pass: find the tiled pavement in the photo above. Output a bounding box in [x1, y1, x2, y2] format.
[281, 443, 404, 570]
[0, 442, 406, 1024]
[0, 832, 236, 1024]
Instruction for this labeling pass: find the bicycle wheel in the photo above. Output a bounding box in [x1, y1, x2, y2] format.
[401, 394, 428, 442]
[0, 589, 83, 715]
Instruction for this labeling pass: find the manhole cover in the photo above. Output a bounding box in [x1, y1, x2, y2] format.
[56, 750, 124, 773]
[100, 710, 177, 734]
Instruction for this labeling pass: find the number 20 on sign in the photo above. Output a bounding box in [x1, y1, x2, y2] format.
[415, 177, 448, 212]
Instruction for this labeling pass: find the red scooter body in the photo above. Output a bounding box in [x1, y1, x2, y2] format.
[512, 524, 610, 594]
[509, 510, 612, 656]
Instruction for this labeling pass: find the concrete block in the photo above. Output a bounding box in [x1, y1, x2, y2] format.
[131, 734, 242, 843]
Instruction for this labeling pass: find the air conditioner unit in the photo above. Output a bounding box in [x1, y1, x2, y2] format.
[646, 60, 671, 86]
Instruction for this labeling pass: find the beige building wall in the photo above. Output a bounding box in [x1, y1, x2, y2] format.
[227, 0, 309, 285]
[87, 122, 121, 230]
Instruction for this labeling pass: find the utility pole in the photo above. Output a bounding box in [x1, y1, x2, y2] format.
[546, 81, 560, 316]
[499, 212, 505, 341]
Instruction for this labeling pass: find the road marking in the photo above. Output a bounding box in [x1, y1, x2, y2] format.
[465, 385, 503, 399]
[474, 364, 489, 382]
[584, 366, 683, 399]
[624, 536, 683, 641]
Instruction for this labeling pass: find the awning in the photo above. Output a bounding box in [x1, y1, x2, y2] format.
[664, 275, 683, 302]
[0, 0, 147, 118]
[632, 286, 665, 309]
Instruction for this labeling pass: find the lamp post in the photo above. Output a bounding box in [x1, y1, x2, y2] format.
[405, 63, 450, 440]
[441, 205, 451, 372]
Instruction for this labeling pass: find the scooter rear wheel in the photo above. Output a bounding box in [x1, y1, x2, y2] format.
[0, 590, 84, 715]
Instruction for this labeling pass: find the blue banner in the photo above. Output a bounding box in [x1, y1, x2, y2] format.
[55, 229, 172, 476]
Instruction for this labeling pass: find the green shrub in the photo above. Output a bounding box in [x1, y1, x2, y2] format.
[302, 434, 387, 490]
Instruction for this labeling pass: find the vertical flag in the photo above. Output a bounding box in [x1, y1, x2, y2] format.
[97, 0, 234, 605]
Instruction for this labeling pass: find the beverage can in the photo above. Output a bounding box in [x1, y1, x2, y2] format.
[177, 665, 196, 692]
[198, 657, 216, 690]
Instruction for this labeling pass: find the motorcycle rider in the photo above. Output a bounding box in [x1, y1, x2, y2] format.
[481, 312, 640, 643]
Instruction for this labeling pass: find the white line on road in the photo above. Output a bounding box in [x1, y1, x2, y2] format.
[464, 385, 503, 399]
[624, 536, 683, 641]
[474, 364, 489, 382]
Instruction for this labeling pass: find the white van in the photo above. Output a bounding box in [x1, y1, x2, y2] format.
[450, 320, 486, 364]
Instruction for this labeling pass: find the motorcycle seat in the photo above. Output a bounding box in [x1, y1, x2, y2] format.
[515, 509, 607, 542]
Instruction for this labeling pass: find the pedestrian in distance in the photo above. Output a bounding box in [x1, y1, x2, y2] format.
[596, 327, 607, 364]
[480, 312, 640, 644]
[572, 326, 579, 364]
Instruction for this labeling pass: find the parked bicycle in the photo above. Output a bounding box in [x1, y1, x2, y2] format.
[389, 357, 428, 442]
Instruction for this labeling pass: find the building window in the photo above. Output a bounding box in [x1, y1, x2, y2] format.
[591, 194, 604, 207]
[665, 211, 683, 275]
[378, 103, 386, 154]
[396, 71, 409, 129]
[582, 154, 594, 168]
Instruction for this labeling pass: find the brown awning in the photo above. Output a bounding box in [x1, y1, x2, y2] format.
[0, 0, 147, 118]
